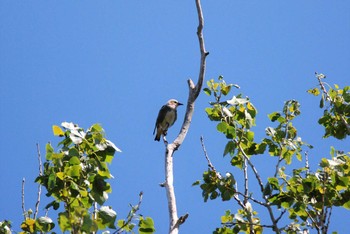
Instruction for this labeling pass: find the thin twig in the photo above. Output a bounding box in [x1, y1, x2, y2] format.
[305, 151, 310, 176]
[235, 192, 266, 207]
[224, 221, 275, 229]
[235, 140, 264, 193]
[275, 209, 287, 223]
[113, 192, 144, 234]
[34, 143, 43, 219]
[22, 178, 26, 220]
[200, 136, 219, 175]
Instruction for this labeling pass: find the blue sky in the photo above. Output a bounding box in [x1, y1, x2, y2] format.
[0, 1, 349, 233]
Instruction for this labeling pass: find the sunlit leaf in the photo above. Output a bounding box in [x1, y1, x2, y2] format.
[139, 217, 155, 234]
[98, 206, 117, 229]
[58, 212, 70, 232]
[69, 156, 80, 165]
[203, 87, 212, 96]
[52, 125, 65, 137]
[307, 87, 320, 96]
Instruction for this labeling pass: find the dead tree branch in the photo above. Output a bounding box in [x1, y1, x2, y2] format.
[163, 0, 208, 233]
[22, 178, 26, 220]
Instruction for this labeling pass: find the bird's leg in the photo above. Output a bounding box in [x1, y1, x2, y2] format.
[163, 129, 168, 136]
[163, 122, 170, 136]
[163, 135, 168, 145]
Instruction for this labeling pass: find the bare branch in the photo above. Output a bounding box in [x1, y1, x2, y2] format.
[243, 158, 249, 205]
[305, 151, 310, 176]
[235, 192, 266, 207]
[163, 0, 208, 233]
[34, 143, 42, 219]
[200, 136, 219, 175]
[22, 178, 26, 220]
[224, 221, 275, 229]
[172, 0, 208, 149]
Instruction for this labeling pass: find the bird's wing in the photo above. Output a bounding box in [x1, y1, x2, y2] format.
[153, 104, 171, 135]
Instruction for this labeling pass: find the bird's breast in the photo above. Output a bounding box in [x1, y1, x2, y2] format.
[163, 109, 176, 126]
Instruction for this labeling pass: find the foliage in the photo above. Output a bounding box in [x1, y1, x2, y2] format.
[195, 76, 350, 234]
[307, 73, 350, 139]
[13, 122, 155, 234]
[0, 220, 12, 234]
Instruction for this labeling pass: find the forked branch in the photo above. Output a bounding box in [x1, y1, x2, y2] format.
[163, 0, 208, 233]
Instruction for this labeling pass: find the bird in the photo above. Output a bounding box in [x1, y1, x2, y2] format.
[153, 99, 183, 141]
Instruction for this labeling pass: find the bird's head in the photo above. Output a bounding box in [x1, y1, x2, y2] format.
[167, 99, 183, 109]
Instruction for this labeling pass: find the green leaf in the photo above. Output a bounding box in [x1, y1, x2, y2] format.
[98, 206, 117, 229]
[68, 148, 80, 157]
[90, 123, 104, 133]
[58, 212, 70, 232]
[203, 88, 212, 96]
[66, 165, 81, 177]
[320, 158, 330, 167]
[221, 84, 232, 96]
[247, 131, 254, 141]
[307, 87, 320, 96]
[268, 112, 281, 122]
[343, 200, 350, 210]
[268, 177, 280, 190]
[48, 173, 56, 190]
[320, 94, 325, 108]
[69, 156, 80, 165]
[91, 190, 108, 205]
[192, 180, 200, 186]
[217, 122, 228, 133]
[56, 172, 65, 180]
[81, 214, 94, 232]
[205, 107, 221, 121]
[223, 141, 235, 156]
[46, 143, 54, 160]
[139, 217, 155, 234]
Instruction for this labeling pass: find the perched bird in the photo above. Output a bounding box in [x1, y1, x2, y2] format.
[153, 99, 183, 141]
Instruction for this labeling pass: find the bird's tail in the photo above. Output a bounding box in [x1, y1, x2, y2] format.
[154, 134, 161, 141]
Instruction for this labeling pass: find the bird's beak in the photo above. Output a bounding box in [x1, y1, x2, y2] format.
[178, 102, 184, 106]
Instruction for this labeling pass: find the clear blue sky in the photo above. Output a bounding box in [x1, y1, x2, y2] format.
[0, 1, 349, 233]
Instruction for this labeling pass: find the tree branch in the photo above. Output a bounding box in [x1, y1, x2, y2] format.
[316, 72, 350, 134]
[114, 192, 144, 234]
[163, 0, 208, 233]
[200, 136, 219, 176]
[34, 143, 43, 219]
[235, 139, 281, 233]
[22, 178, 26, 220]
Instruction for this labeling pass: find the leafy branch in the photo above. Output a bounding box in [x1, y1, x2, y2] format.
[308, 72, 350, 139]
[196, 76, 350, 234]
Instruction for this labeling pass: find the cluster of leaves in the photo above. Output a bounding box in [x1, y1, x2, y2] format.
[268, 147, 350, 233]
[20, 211, 55, 234]
[196, 170, 236, 202]
[18, 122, 155, 234]
[196, 76, 350, 234]
[308, 73, 350, 139]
